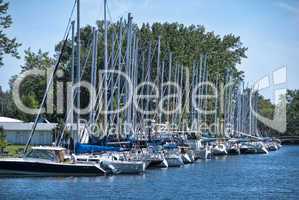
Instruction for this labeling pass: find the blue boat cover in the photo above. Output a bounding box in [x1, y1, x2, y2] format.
[75, 143, 126, 154]
[163, 143, 177, 149]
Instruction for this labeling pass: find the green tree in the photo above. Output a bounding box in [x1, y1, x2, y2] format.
[55, 21, 247, 82]
[0, 0, 21, 66]
[257, 95, 276, 136]
[286, 90, 299, 136]
[8, 49, 57, 122]
[257, 90, 299, 137]
[0, 126, 7, 154]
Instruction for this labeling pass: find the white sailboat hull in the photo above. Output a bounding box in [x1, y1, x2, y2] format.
[181, 153, 192, 164]
[196, 148, 212, 160]
[102, 160, 146, 174]
[165, 156, 184, 167]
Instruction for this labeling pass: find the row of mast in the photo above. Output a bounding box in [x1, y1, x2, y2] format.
[67, 0, 261, 142]
[24, 0, 261, 153]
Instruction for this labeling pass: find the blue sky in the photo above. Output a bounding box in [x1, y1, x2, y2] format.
[0, 0, 298, 99]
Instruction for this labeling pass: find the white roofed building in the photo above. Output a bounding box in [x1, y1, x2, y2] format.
[0, 116, 57, 145]
[0, 117, 23, 123]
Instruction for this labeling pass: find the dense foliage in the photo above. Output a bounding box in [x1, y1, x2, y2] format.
[257, 90, 299, 136]
[286, 90, 299, 135]
[0, 0, 21, 66]
[0, 126, 7, 153]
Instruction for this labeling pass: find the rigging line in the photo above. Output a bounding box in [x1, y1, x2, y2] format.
[110, 32, 123, 68]
[80, 38, 93, 77]
[107, 2, 125, 44]
[94, 33, 127, 122]
[94, 73, 123, 124]
[24, 27, 72, 154]
[106, 2, 113, 23]
[95, 67, 118, 116]
[62, 0, 77, 43]
[94, 63, 125, 125]
[108, 71, 128, 124]
[99, 65, 129, 130]
[94, 83, 105, 123]
[94, 62, 124, 120]
[107, 5, 134, 73]
[105, 2, 121, 69]
[40, 2, 77, 147]
[104, 24, 126, 80]
[96, 9, 125, 118]
[25, 0, 76, 149]
[58, 39, 93, 145]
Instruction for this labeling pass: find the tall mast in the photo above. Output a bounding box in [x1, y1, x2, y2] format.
[146, 41, 152, 119]
[172, 63, 178, 125]
[104, 0, 108, 132]
[203, 55, 208, 130]
[167, 53, 172, 128]
[191, 61, 195, 128]
[109, 32, 115, 125]
[117, 19, 123, 135]
[197, 57, 203, 126]
[90, 27, 98, 124]
[179, 65, 184, 129]
[132, 35, 138, 131]
[156, 36, 161, 123]
[156, 36, 161, 86]
[71, 20, 75, 150]
[125, 13, 132, 130]
[159, 61, 165, 124]
[214, 74, 219, 135]
[249, 87, 252, 136]
[198, 55, 203, 126]
[76, 0, 81, 144]
[111, 33, 115, 68]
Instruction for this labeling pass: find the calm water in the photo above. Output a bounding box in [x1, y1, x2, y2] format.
[1, 146, 299, 200]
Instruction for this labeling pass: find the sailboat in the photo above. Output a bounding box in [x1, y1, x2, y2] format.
[197, 144, 212, 160]
[264, 138, 280, 151]
[162, 143, 184, 167]
[252, 142, 268, 154]
[179, 146, 194, 164]
[240, 142, 257, 154]
[211, 143, 228, 156]
[227, 140, 241, 155]
[227, 143, 240, 155]
[73, 152, 146, 175]
[139, 145, 167, 168]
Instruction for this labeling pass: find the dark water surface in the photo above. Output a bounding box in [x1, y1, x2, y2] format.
[1, 146, 299, 200]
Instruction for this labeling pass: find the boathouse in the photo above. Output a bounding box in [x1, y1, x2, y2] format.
[0, 117, 57, 145]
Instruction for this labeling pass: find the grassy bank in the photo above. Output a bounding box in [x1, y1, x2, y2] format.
[3, 144, 26, 157]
